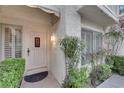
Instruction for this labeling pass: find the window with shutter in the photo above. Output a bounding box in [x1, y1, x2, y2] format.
[81, 28, 103, 65]
[15, 28, 22, 58]
[4, 27, 12, 58]
[2, 24, 22, 59]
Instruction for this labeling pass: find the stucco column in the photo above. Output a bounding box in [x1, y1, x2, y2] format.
[63, 6, 82, 68]
[64, 6, 82, 38]
[50, 6, 82, 85]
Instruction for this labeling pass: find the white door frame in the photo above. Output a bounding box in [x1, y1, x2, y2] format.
[25, 29, 48, 75]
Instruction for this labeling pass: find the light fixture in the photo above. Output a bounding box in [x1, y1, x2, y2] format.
[51, 32, 56, 47]
[51, 33, 56, 42]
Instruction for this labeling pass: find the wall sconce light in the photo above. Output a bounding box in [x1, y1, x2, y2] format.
[51, 33, 56, 42]
[51, 33, 56, 47]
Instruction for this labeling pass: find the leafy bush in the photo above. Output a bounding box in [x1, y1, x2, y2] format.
[0, 58, 25, 88]
[60, 37, 84, 60]
[97, 64, 112, 81]
[60, 36, 85, 76]
[62, 68, 89, 88]
[111, 56, 124, 75]
[60, 37, 88, 88]
[60, 37, 85, 68]
[105, 55, 114, 68]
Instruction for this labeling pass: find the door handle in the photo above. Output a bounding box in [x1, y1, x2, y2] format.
[27, 48, 30, 56]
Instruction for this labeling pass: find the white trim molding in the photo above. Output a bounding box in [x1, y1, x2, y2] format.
[97, 5, 119, 23]
[27, 5, 60, 17]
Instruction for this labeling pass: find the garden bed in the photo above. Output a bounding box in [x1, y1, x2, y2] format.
[0, 58, 25, 88]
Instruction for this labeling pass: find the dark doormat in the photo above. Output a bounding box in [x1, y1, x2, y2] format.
[24, 71, 48, 83]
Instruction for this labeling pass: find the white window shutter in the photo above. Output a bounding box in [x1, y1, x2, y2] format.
[15, 28, 22, 58]
[4, 27, 12, 58]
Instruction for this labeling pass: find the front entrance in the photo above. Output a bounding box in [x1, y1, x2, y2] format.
[26, 30, 48, 73]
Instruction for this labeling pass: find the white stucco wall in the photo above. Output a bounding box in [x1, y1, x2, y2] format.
[50, 7, 66, 85]
[64, 6, 82, 38]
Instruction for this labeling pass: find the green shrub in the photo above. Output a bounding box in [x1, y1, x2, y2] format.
[0, 58, 25, 88]
[60, 36, 85, 68]
[97, 64, 112, 81]
[60, 37, 84, 60]
[105, 55, 114, 68]
[62, 68, 89, 88]
[111, 56, 124, 75]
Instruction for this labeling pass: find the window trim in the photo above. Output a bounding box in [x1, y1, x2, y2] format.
[0, 23, 23, 59]
[81, 27, 103, 65]
[81, 27, 103, 49]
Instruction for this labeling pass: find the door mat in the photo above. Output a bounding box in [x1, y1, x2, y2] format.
[24, 71, 48, 83]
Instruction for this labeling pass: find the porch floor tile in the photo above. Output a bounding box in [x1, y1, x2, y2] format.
[97, 74, 124, 88]
[20, 72, 61, 88]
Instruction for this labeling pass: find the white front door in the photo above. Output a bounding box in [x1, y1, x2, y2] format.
[26, 30, 47, 71]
